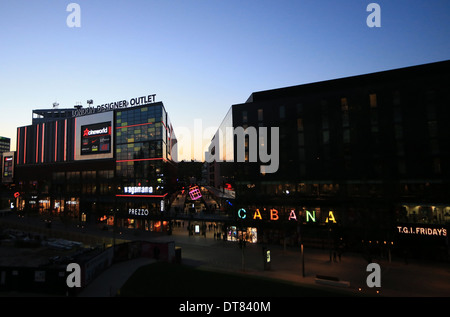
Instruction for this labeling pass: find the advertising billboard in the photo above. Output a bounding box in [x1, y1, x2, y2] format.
[74, 112, 114, 161]
[81, 121, 112, 156]
[2, 152, 14, 183]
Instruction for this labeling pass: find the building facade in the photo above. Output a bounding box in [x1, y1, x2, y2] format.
[0, 137, 10, 156]
[207, 60, 450, 260]
[14, 97, 177, 232]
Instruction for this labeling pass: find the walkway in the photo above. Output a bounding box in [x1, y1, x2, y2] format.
[78, 226, 450, 297]
[77, 257, 155, 297]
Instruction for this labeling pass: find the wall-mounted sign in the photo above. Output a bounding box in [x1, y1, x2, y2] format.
[72, 94, 156, 117]
[237, 208, 337, 224]
[189, 186, 202, 200]
[124, 186, 153, 195]
[2, 153, 14, 183]
[396, 225, 447, 237]
[128, 208, 149, 216]
[81, 121, 112, 155]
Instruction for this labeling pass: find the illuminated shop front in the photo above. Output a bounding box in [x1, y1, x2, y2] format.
[395, 203, 449, 260]
[115, 204, 171, 232]
[227, 226, 257, 243]
[227, 205, 342, 245]
[398, 204, 450, 224]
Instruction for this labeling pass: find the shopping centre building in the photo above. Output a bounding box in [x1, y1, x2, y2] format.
[207, 60, 450, 259]
[14, 95, 178, 232]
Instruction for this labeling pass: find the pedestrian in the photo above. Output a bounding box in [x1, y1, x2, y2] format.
[338, 242, 344, 262]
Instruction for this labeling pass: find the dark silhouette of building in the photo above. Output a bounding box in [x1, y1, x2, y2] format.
[207, 60, 450, 259]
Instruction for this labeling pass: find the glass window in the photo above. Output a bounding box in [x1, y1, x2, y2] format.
[258, 109, 263, 121]
[343, 128, 350, 144]
[322, 116, 329, 129]
[369, 94, 377, 108]
[393, 91, 401, 106]
[394, 124, 403, 140]
[342, 112, 349, 127]
[396, 141, 405, 156]
[430, 139, 439, 154]
[433, 158, 441, 174]
[322, 130, 329, 144]
[341, 98, 348, 111]
[297, 118, 303, 131]
[428, 121, 438, 138]
[279, 106, 285, 119]
[298, 133, 304, 146]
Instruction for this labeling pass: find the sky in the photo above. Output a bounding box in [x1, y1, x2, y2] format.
[1, 0, 449, 161]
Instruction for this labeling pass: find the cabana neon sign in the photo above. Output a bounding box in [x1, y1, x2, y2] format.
[237, 208, 337, 223]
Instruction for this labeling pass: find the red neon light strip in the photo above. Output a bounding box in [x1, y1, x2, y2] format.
[116, 158, 165, 163]
[16, 128, 20, 165]
[74, 118, 77, 160]
[36, 124, 39, 163]
[161, 120, 169, 132]
[115, 193, 168, 198]
[55, 121, 58, 162]
[42, 124, 45, 163]
[116, 122, 153, 129]
[23, 126, 27, 164]
[64, 120, 67, 161]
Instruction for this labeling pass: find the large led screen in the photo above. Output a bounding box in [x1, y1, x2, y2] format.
[81, 121, 112, 155]
[74, 111, 114, 161]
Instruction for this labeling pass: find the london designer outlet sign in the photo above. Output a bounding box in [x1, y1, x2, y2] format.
[72, 94, 156, 117]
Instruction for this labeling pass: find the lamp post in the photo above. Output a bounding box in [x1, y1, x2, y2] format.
[299, 221, 305, 277]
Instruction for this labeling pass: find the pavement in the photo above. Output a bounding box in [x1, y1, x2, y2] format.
[1, 212, 450, 297]
[75, 225, 450, 297]
[77, 257, 155, 297]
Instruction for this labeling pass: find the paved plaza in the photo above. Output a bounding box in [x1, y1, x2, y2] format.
[1, 213, 449, 297]
[78, 225, 450, 297]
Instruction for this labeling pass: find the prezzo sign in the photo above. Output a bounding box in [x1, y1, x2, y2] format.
[237, 208, 337, 224]
[128, 208, 149, 216]
[396, 225, 447, 237]
[72, 94, 157, 117]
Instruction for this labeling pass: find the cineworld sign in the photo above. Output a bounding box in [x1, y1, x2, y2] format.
[83, 126, 110, 137]
[237, 208, 337, 223]
[72, 94, 157, 117]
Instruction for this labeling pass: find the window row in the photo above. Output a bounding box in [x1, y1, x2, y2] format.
[116, 141, 163, 160]
[116, 123, 163, 144]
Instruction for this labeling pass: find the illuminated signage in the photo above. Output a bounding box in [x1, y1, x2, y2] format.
[2, 153, 14, 182]
[81, 121, 111, 155]
[189, 186, 202, 200]
[396, 225, 447, 237]
[72, 94, 156, 117]
[124, 186, 153, 195]
[128, 208, 149, 216]
[237, 208, 337, 224]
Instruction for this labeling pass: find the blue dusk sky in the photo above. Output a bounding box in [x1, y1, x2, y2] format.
[1, 0, 449, 160]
